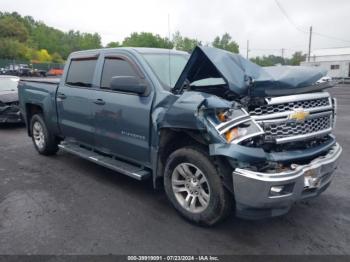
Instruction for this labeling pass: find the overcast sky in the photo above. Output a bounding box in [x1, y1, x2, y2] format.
[1, 0, 350, 57]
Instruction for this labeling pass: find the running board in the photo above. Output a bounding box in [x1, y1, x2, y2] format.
[58, 142, 151, 181]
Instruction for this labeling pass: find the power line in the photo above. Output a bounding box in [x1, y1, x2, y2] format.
[274, 0, 308, 33]
[312, 31, 350, 44]
[274, 0, 350, 43]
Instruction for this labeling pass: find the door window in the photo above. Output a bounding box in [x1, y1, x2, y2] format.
[66, 59, 97, 87]
[100, 58, 138, 89]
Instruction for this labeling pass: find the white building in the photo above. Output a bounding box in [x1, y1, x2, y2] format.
[301, 47, 350, 79]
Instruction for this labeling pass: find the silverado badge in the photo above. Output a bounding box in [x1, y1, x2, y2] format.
[289, 108, 310, 122]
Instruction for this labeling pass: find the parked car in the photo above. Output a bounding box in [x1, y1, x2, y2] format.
[18, 46, 341, 225]
[0, 75, 22, 123]
[47, 68, 63, 77]
[31, 68, 47, 77]
[317, 76, 332, 84]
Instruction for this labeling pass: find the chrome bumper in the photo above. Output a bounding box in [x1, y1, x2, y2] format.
[232, 143, 342, 219]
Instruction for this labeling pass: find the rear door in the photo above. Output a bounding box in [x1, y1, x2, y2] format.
[56, 56, 98, 146]
[94, 54, 153, 166]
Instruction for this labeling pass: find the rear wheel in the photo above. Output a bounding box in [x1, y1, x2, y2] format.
[30, 114, 59, 155]
[164, 146, 232, 226]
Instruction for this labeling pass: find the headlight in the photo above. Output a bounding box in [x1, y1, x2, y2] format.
[225, 127, 248, 143]
[208, 107, 264, 144]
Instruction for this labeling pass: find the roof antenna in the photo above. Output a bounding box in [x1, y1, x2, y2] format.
[168, 13, 172, 87]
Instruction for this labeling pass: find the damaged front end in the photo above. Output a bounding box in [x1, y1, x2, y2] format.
[162, 46, 342, 219]
[199, 93, 341, 219]
[0, 101, 22, 123]
[0, 76, 22, 124]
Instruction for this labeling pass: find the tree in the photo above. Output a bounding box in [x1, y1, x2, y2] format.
[289, 51, 307, 65]
[0, 15, 29, 42]
[212, 33, 239, 53]
[106, 41, 122, 48]
[250, 55, 285, 66]
[27, 49, 52, 62]
[0, 38, 27, 59]
[251, 52, 307, 67]
[51, 52, 65, 63]
[172, 31, 201, 52]
[122, 32, 173, 49]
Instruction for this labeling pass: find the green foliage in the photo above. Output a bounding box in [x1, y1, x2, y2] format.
[106, 41, 121, 48]
[27, 49, 52, 63]
[122, 32, 173, 49]
[0, 16, 29, 42]
[51, 52, 64, 63]
[0, 11, 102, 60]
[251, 55, 285, 66]
[212, 33, 239, 53]
[289, 51, 307, 65]
[0, 38, 27, 59]
[172, 31, 201, 52]
[251, 52, 307, 66]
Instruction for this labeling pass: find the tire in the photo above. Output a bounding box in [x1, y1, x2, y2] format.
[30, 114, 59, 155]
[164, 146, 233, 226]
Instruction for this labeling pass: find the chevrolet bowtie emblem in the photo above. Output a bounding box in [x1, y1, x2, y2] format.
[289, 108, 310, 122]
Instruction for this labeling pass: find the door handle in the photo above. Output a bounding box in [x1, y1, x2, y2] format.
[57, 93, 67, 99]
[94, 99, 105, 105]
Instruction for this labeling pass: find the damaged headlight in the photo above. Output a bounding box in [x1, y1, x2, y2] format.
[208, 107, 264, 144]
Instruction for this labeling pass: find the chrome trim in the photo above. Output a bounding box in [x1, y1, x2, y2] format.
[275, 127, 332, 144]
[265, 92, 330, 105]
[233, 143, 342, 182]
[218, 117, 251, 135]
[251, 105, 333, 121]
[215, 109, 250, 131]
[257, 111, 332, 124]
[332, 98, 337, 128]
[232, 119, 265, 144]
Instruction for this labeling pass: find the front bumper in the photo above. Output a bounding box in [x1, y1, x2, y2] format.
[233, 143, 342, 219]
[0, 106, 23, 123]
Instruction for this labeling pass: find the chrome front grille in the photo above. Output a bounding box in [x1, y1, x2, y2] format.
[264, 115, 332, 140]
[250, 97, 330, 116]
[250, 92, 334, 144]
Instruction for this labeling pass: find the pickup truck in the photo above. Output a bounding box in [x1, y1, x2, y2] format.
[18, 46, 342, 225]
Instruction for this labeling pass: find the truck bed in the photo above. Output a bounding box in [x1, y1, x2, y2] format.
[20, 77, 61, 85]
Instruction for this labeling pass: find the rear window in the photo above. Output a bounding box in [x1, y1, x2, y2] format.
[66, 59, 97, 87]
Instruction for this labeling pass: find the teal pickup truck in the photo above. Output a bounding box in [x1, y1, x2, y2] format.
[18, 46, 342, 225]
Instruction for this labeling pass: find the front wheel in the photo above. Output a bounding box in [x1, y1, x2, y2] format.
[30, 114, 59, 155]
[164, 146, 233, 226]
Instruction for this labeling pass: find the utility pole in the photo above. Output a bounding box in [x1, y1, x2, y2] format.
[246, 40, 249, 59]
[308, 26, 312, 62]
[281, 48, 285, 64]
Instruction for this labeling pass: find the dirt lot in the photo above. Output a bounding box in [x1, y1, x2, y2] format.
[0, 85, 349, 255]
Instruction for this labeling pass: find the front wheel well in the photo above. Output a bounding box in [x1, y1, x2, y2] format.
[154, 129, 234, 194]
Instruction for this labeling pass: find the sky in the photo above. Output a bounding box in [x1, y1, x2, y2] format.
[1, 0, 350, 58]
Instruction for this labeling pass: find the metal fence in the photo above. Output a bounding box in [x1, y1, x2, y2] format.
[0, 59, 65, 71]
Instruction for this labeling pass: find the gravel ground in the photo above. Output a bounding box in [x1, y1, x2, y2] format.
[0, 85, 349, 255]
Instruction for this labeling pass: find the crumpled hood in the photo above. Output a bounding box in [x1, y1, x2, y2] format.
[0, 90, 18, 104]
[173, 46, 329, 97]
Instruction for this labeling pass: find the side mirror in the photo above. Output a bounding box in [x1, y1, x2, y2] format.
[110, 76, 147, 95]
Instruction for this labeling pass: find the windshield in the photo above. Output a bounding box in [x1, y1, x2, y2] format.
[0, 77, 19, 91]
[142, 53, 189, 89]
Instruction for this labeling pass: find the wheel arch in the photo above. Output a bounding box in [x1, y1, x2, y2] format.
[153, 128, 234, 195]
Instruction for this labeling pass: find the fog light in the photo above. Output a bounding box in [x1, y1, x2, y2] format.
[270, 186, 284, 194]
[269, 183, 294, 197]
